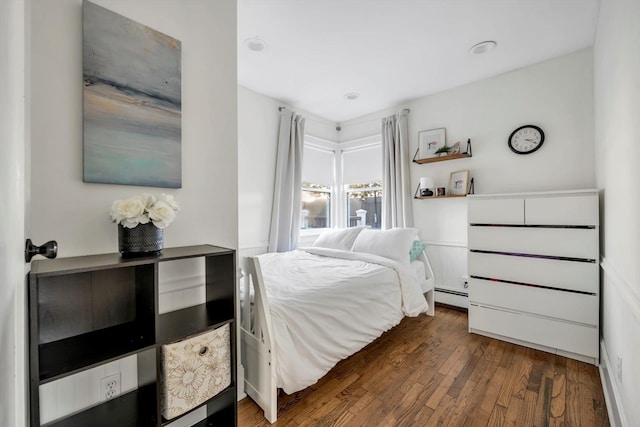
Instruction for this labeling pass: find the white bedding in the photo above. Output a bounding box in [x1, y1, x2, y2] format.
[255, 247, 428, 393]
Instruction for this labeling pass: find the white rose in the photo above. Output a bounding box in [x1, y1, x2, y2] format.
[110, 197, 149, 228]
[148, 200, 177, 229]
[139, 193, 157, 212]
[158, 193, 180, 212]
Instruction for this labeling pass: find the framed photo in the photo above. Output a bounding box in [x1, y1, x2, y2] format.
[418, 128, 446, 159]
[448, 170, 470, 196]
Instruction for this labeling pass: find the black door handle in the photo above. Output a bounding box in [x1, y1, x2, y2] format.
[25, 239, 58, 262]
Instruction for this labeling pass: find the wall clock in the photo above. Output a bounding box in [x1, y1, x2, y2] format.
[508, 125, 545, 155]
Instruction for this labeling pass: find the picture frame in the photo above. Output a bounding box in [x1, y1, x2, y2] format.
[448, 169, 470, 196]
[418, 128, 446, 159]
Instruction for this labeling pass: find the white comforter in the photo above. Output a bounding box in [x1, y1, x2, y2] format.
[255, 247, 428, 394]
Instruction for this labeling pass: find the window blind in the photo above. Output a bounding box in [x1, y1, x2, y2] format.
[342, 144, 382, 184]
[302, 145, 334, 186]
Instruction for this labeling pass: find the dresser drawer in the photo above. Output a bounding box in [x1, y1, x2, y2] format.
[467, 226, 598, 260]
[525, 194, 598, 226]
[469, 304, 599, 358]
[468, 251, 598, 294]
[469, 278, 598, 325]
[468, 197, 524, 225]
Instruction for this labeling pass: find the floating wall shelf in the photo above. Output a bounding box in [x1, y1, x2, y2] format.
[415, 195, 467, 200]
[413, 138, 472, 164]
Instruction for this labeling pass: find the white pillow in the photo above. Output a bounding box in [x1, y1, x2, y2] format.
[311, 227, 366, 251]
[352, 228, 419, 265]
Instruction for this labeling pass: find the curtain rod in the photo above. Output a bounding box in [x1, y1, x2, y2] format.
[277, 106, 410, 130]
[335, 108, 411, 128]
[279, 106, 409, 114]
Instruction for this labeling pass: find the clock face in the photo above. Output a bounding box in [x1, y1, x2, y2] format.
[508, 125, 545, 155]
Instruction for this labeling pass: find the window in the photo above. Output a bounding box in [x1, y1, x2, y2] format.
[346, 182, 382, 229]
[341, 140, 382, 228]
[300, 135, 382, 231]
[301, 140, 335, 230]
[301, 183, 331, 229]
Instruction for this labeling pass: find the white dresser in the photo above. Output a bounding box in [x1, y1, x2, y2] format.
[467, 189, 599, 365]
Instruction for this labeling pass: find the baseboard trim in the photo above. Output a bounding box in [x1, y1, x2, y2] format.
[435, 287, 468, 297]
[435, 302, 468, 312]
[434, 287, 468, 309]
[600, 340, 625, 427]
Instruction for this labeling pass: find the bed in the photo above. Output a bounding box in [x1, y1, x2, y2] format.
[239, 227, 435, 423]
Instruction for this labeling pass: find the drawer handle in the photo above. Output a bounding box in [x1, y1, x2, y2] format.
[470, 249, 595, 263]
[199, 346, 208, 356]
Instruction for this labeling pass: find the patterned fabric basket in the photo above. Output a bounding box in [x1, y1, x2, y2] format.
[160, 324, 231, 420]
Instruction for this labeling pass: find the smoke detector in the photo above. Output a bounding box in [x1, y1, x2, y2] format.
[469, 40, 497, 55]
[245, 37, 266, 52]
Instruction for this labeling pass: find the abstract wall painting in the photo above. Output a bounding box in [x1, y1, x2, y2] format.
[83, 1, 182, 188]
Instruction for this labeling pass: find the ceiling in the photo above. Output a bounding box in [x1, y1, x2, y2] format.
[238, 0, 600, 123]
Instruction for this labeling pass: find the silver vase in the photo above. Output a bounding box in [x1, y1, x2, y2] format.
[118, 223, 163, 257]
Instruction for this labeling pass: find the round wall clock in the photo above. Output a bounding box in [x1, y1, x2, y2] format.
[508, 125, 545, 155]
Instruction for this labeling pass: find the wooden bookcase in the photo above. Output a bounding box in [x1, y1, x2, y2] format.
[28, 244, 237, 427]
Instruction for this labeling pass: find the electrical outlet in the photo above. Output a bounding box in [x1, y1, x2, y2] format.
[616, 353, 623, 383]
[100, 373, 121, 401]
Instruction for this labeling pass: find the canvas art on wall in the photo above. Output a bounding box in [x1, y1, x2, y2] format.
[83, 1, 182, 188]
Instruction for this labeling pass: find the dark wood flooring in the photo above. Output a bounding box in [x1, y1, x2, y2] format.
[238, 305, 609, 426]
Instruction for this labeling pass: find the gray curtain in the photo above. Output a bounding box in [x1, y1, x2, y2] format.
[268, 109, 306, 252]
[382, 110, 414, 229]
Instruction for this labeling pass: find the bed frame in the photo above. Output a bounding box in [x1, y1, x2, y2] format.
[239, 251, 435, 423]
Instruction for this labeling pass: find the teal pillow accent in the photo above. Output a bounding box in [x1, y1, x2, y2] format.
[409, 240, 426, 262]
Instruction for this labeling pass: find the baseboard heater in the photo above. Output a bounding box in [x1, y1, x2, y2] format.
[435, 287, 468, 297]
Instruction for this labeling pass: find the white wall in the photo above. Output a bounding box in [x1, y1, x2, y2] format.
[237, 85, 336, 253]
[340, 49, 595, 302]
[1, 1, 28, 425]
[594, 0, 640, 425]
[31, 0, 238, 257]
[30, 0, 237, 423]
[410, 49, 594, 239]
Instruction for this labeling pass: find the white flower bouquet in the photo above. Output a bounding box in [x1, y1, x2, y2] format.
[110, 193, 180, 229]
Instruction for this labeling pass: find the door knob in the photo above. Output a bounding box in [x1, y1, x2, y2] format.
[25, 239, 58, 262]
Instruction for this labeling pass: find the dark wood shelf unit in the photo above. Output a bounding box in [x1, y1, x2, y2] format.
[30, 245, 232, 276]
[156, 303, 233, 345]
[39, 321, 155, 382]
[29, 244, 237, 427]
[45, 385, 157, 427]
[192, 388, 237, 427]
[161, 387, 236, 426]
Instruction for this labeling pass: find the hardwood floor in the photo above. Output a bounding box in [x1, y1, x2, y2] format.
[238, 306, 609, 426]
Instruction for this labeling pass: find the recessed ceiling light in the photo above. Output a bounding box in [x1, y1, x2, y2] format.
[469, 40, 497, 55]
[244, 37, 266, 52]
[344, 93, 360, 101]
